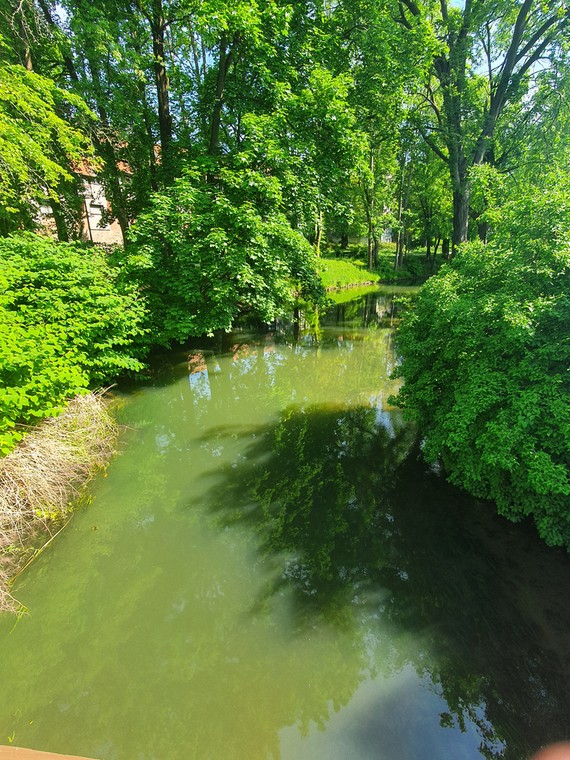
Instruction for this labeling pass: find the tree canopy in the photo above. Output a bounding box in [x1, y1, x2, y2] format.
[393, 175, 570, 548]
[1, 0, 570, 551]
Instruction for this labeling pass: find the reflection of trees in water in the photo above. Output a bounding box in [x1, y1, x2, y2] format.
[205, 404, 570, 760]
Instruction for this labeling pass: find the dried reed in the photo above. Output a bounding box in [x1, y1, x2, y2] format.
[0, 392, 118, 612]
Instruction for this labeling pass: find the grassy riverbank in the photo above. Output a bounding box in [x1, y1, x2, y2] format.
[0, 392, 117, 612]
[319, 246, 441, 290]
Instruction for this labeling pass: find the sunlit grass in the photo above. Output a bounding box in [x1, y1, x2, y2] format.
[318, 257, 380, 289]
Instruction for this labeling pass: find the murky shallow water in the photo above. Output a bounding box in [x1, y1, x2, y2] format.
[1, 287, 569, 760]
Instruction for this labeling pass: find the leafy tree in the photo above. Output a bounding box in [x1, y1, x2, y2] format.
[122, 160, 325, 344]
[333, 0, 431, 266]
[0, 234, 147, 453]
[400, 0, 570, 250]
[392, 175, 570, 548]
[0, 58, 95, 236]
[242, 65, 370, 252]
[405, 141, 452, 259]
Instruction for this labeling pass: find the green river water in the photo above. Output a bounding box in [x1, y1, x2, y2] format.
[1, 287, 569, 760]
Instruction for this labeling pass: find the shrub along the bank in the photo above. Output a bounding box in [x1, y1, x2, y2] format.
[393, 187, 570, 549]
[120, 161, 325, 345]
[0, 233, 147, 454]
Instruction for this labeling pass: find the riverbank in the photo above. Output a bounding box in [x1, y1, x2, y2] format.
[319, 251, 441, 290]
[0, 392, 117, 613]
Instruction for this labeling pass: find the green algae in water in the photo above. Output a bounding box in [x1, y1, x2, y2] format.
[0, 290, 569, 760]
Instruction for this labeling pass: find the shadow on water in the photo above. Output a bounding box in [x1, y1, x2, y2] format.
[198, 402, 570, 760]
[4, 287, 569, 760]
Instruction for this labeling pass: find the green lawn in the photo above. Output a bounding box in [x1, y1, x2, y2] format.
[318, 257, 380, 289]
[319, 248, 440, 290]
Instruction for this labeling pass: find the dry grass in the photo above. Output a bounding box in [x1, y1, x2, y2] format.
[0, 392, 118, 612]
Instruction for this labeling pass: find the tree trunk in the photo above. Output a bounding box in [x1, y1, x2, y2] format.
[86, 57, 130, 237]
[209, 35, 238, 156]
[395, 158, 413, 269]
[37, 0, 78, 81]
[452, 183, 470, 253]
[477, 219, 489, 243]
[51, 200, 69, 242]
[315, 208, 324, 257]
[139, 80, 159, 193]
[150, 0, 173, 175]
[16, 11, 33, 70]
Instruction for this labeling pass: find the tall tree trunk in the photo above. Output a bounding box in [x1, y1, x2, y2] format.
[131, 35, 159, 193]
[138, 78, 159, 192]
[149, 0, 173, 176]
[433, 1, 473, 253]
[441, 81, 470, 253]
[368, 150, 375, 270]
[477, 219, 489, 243]
[51, 200, 69, 242]
[15, 8, 33, 70]
[209, 34, 238, 156]
[452, 182, 470, 252]
[395, 158, 413, 269]
[37, 0, 78, 81]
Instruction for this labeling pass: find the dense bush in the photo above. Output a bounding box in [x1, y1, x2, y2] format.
[122, 162, 325, 344]
[0, 234, 147, 453]
[393, 188, 570, 548]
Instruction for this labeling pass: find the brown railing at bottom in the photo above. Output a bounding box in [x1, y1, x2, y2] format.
[0, 748, 98, 760]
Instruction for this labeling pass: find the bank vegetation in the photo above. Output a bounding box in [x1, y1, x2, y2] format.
[0, 392, 117, 612]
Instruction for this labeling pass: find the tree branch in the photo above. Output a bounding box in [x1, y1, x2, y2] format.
[417, 125, 449, 164]
[515, 11, 563, 65]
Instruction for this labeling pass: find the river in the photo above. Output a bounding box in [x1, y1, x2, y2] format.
[0, 287, 569, 760]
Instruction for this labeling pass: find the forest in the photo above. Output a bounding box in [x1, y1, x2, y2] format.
[1, 0, 569, 548]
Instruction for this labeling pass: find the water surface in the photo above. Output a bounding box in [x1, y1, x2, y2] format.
[1, 287, 569, 760]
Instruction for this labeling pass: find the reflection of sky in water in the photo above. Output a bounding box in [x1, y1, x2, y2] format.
[279, 666, 504, 760]
[188, 368, 211, 400]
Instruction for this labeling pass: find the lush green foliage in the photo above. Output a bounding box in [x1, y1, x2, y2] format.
[393, 186, 570, 547]
[1, 0, 570, 557]
[0, 61, 95, 235]
[123, 163, 325, 344]
[0, 234, 147, 453]
[403, 0, 570, 247]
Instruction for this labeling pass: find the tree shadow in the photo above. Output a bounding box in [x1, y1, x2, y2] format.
[198, 402, 570, 760]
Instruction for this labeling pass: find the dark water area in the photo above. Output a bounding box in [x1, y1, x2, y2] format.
[0, 287, 569, 759]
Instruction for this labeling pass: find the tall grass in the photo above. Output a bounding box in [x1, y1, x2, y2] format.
[0, 392, 117, 612]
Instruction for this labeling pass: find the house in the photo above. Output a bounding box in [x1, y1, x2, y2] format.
[79, 175, 123, 245]
[36, 159, 125, 246]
